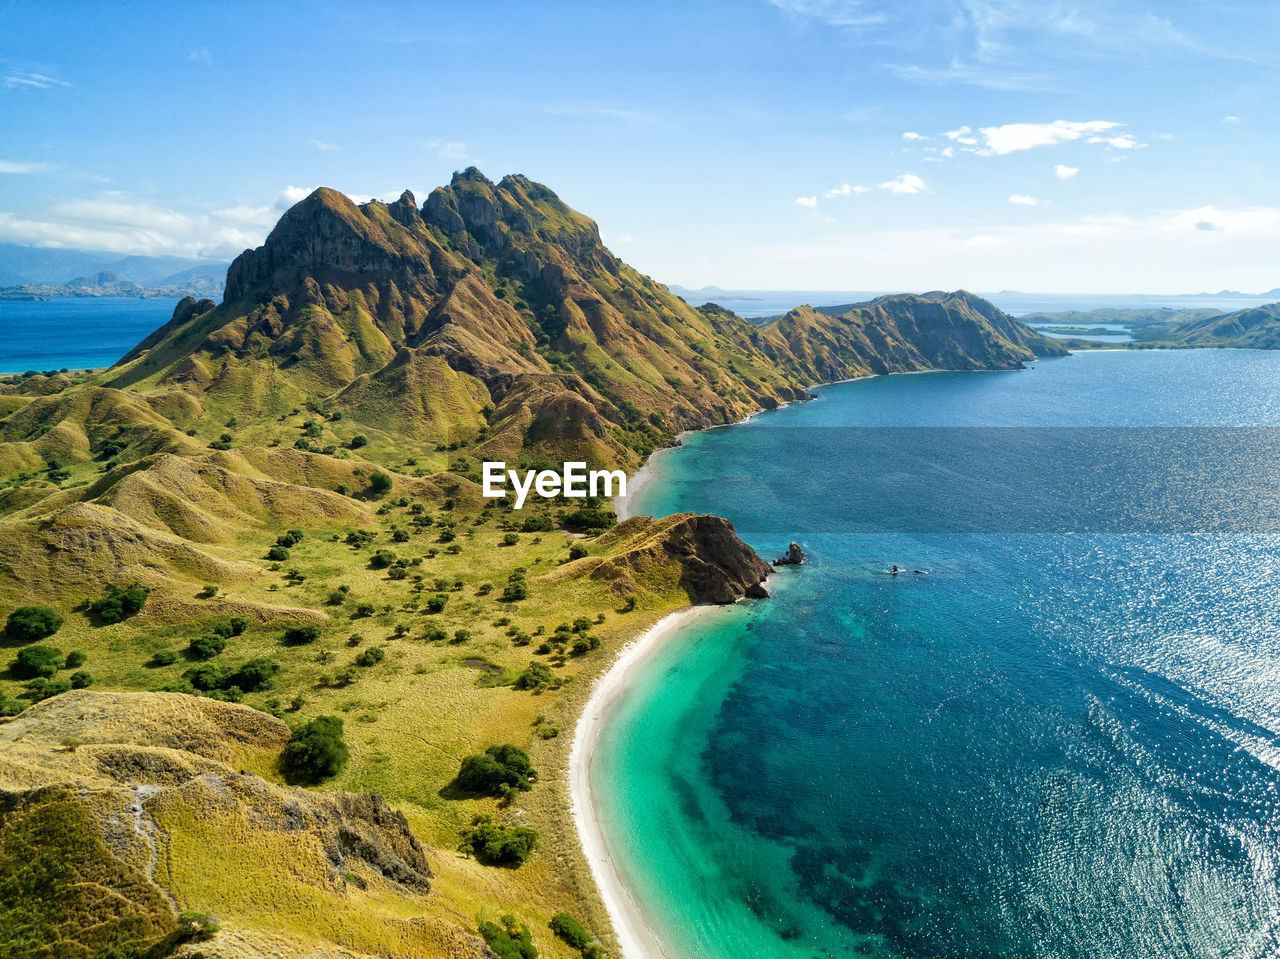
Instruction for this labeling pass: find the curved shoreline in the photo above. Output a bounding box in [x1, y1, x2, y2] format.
[568, 605, 714, 959]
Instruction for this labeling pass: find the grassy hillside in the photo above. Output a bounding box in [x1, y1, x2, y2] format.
[0, 169, 1064, 957]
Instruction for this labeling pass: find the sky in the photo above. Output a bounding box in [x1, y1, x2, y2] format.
[2, 0, 1279, 293]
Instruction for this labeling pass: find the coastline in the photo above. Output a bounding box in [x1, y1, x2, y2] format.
[569, 604, 715, 959]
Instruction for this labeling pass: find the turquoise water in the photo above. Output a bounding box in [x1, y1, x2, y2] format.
[598, 350, 1280, 958]
[0, 297, 180, 373]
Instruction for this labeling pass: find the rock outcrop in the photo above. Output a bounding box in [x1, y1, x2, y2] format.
[572, 513, 771, 604]
[773, 542, 805, 566]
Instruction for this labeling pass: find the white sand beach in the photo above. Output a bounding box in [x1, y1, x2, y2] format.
[568, 605, 713, 959]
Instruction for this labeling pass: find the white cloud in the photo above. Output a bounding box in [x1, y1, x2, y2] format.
[1054, 164, 1079, 179]
[976, 119, 1122, 155]
[944, 125, 979, 145]
[427, 139, 469, 162]
[1009, 194, 1038, 206]
[1086, 133, 1141, 149]
[0, 160, 48, 174]
[3, 70, 70, 90]
[795, 196, 818, 208]
[878, 173, 926, 195]
[188, 47, 214, 64]
[1223, 115, 1242, 124]
[310, 139, 340, 152]
[825, 183, 869, 198]
[767, 0, 886, 28]
[902, 131, 928, 141]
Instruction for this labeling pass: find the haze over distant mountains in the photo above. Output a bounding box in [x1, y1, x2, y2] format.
[0, 243, 228, 297]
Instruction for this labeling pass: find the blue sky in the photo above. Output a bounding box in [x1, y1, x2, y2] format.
[2, 0, 1279, 292]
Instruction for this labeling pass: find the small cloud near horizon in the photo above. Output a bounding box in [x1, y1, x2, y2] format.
[878, 173, 926, 195]
[0, 160, 49, 174]
[1009, 194, 1039, 205]
[1055, 164, 1079, 179]
[310, 139, 340, 152]
[902, 131, 928, 141]
[826, 183, 869, 198]
[795, 195, 818, 208]
[3, 70, 70, 89]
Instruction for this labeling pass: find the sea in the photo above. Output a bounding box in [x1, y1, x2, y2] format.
[603, 349, 1280, 959]
[0, 296, 180, 374]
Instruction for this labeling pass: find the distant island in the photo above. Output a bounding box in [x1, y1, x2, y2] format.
[0, 242, 227, 300]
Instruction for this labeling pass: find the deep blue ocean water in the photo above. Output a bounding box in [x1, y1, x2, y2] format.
[601, 350, 1280, 959]
[0, 297, 180, 373]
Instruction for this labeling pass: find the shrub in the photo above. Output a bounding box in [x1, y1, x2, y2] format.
[561, 508, 616, 532]
[567, 545, 588, 561]
[187, 634, 226, 660]
[422, 626, 447, 642]
[276, 531, 303, 548]
[387, 566, 408, 581]
[283, 624, 321, 645]
[354, 603, 376, 617]
[348, 434, 368, 449]
[452, 628, 471, 643]
[186, 663, 229, 691]
[368, 472, 393, 497]
[227, 657, 280, 692]
[327, 589, 348, 605]
[500, 582, 528, 603]
[549, 913, 592, 951]
[228, 616, 249, 635]
[353, 646, 385, 667]
[478, 915, 538, 959]
[369, 549, 396, 570]
[266, 546, 291, 561]
[426, 596, 447, 614]
[148, 649, 180, 667]
[11, 645, 62, 679]
[462, 816, 538, 866]
[0, 697, 26, 717]
[520, 514, 553, 532]
[282, 715, 349, 783]
[63, 650, 87, 669]
[513, 662, 553, 691]
[456, 744, 537, 796]
[5, 606, 62, 642]
[26, 678, 70, 700]
[88, 586, 148, 624]
[69, 670, 94, 689]
[502, 533, 519, 546]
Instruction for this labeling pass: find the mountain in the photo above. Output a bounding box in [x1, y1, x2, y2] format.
[0, 170, 1064, 956]
[1161, 302, 1280, 348]
[0, 243, 223, 286]
[100, 168, 1062, 471]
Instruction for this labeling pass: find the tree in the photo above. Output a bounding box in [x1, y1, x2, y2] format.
[187, 634, 226, 660]
[282, 715, 350, 783]
[11, 645, 62, 679]
[282, 624, 321, 645]
[63, 650, 87, 668]
[367, 472, 392, 497]
[348, 434, 368, 449]
[353, 646, 385, 667]
[549, 914, 592, 952]
[456, 744, 538, 796]
[462, 816, 538, 866]
[227, 657, 279, 692]
[369, 549, 396, 570]
[88, 586, 148, 624]
[5, 606, 62, 643]
[69, 670, 94, 689]
[568, 545, 588, 561]
[266, 546, 291, 561]
[478, 915, 538, 959]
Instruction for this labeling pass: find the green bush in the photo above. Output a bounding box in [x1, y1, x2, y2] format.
[63, 650, 87, 669]
[426, 596, 447, 614]
[69, 670, 94, 689]
[500, 582, 529, 603]
[88, 586, 148, 624]
[282, 715, 350, 783]
[369, 549, 396, 570]
[283, 624, 321, 645]
[478, 915, 538, 959]
[392, 528, 410, 543]
[456, 744, 538, 796]
[513, 662, 553, 691]
[0, 697, 26, 716]
[561, 508, 616, 532]
[353, 646, 385, 667]
[462, 815, 539, 866]
[148, 649, 179, 667]
[368, 472, 393, 497]
[266, 545, 291, 561]
[348, 434, 368, 449]
[567, 545, 588, 561]
[549, 913, 592, 951]
[4, 606, 63, 642]
[228, 616, 249, 635]
[187, 634, 226, 660]
[11, 645, 62, 679]
[520, 514, 553, 532]
[227, 657, 279, 692]
[26, 678, 71, 700]
[502, 533, 519, 546]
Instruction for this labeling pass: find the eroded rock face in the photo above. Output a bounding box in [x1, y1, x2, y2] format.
[773, 542, 804, 566]
[0, 691, 437, 956]
[586, 513, 771, 604]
